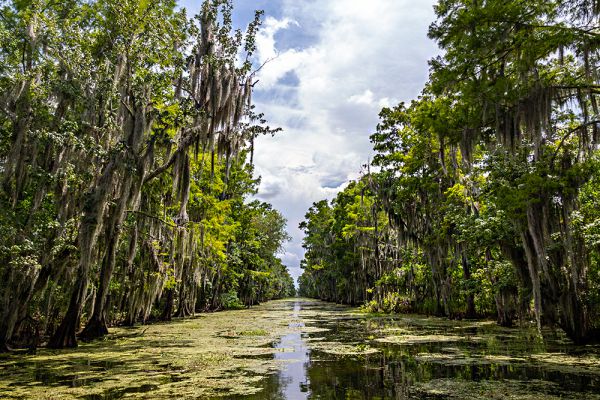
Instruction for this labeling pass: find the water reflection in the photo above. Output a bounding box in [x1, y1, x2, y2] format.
[274, 302, 310, 399]
[240, 299, 600, 399]
[4, 299, 597, 399]
[229, 301, 311, 400]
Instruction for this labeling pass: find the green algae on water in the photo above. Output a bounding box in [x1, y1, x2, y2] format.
[0, 300, 306, 399]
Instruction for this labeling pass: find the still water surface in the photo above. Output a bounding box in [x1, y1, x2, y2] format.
[1, 299, 599, 399]
[232, 299, 600, 399]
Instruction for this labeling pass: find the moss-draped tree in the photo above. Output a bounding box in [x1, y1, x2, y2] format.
[0, 0, 294, 351]
[299, 0, 600, 344]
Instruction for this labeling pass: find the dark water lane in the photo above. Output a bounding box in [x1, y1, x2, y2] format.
[274, 301, 310, 399]
[2, 299, 599, 399]
[228, 300, 311, 400]
[236, 299, 600, 400]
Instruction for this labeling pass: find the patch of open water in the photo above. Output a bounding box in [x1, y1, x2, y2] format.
[231, 299, 600, 399]
[2, 299, 599, 399]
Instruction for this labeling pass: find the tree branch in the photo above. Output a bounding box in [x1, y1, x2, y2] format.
[550, 120, 600, 168]
[127, 209, 175, 227]
[142, 129, 196, 184]
[250, 54, 279, 77]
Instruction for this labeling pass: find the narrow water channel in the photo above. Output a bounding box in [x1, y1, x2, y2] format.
[228, 300, 312, 400]
[274, 302, 310, 399]
[1, 298, 600, 399]
[235, 299, 600, 399]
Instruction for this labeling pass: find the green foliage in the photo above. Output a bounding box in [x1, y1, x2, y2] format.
[0, 0, 293, 348]
[220, 290, 245, 310]
[300, 0, 600, 343]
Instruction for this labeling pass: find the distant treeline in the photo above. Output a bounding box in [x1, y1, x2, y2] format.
[299, 0, 600, 344]
[0, 0, 294, 351]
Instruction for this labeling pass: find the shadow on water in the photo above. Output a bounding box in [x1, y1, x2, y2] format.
[227, 301, 311, 400]
[231, 299, 600, 399]
[80, 384, 159, 400]
[2, 299, 600, 399]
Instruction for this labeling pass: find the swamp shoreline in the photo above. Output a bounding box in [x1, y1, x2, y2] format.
[1, 298, 600, 399]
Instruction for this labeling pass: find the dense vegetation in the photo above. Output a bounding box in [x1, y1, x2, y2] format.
[299, 0, 600, 344]
[0, 0, 294, 351]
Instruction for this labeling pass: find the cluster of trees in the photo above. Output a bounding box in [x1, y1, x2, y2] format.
[299, 0, 600, 344]
[0, 0, 294, 351]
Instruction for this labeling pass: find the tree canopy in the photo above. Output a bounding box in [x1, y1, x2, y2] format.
[299, 0, 600, 344]
[0, 0, 294, 351]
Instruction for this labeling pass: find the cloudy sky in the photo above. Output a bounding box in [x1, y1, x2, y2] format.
[180, 0, 439, 283]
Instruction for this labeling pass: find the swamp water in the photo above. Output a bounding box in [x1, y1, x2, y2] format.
[1, 298, 599, 399]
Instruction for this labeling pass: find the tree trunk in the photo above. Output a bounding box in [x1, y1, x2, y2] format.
[48, 156, 117, 348]
[461, 250, 476, 318]
[47, 273, 88, 348]
[559, 292, 589, 344]
[161, 289, 174, 321]
[81, 172, 136, 340]
[520, 231, 543, 333]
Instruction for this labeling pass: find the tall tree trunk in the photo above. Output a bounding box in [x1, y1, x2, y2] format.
[48, 156, 117, 348]
[79, 221, 120, 340]
[81, 172, 137, 339]
[461, 249, 476, 318]
[161, 289, 174, 321]
[47, 271, 87, 348]
[74, 94, 149, 341]
[520, 230, 543, 334]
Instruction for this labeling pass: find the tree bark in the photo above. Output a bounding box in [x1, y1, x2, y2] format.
[161, 289, 174, 321]
[47, 272, 88, 348]
[461, 249, 476, 318]
[48, 155, 117, 348]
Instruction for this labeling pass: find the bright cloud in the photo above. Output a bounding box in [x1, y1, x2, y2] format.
[249, 1, 439, 283]
[348, 90, 375, 105]
[179, 0, 439, 283]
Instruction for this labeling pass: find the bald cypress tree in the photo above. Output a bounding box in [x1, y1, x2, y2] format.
[0, 0, 290, 351]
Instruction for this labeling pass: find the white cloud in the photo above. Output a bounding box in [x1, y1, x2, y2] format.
[254, 17, 303, 88]
[249, 1, 439, 283]
[348, 90, 375, 105]
[348, 90, 398, 109]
